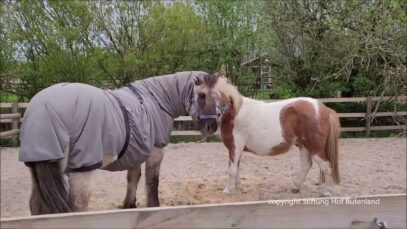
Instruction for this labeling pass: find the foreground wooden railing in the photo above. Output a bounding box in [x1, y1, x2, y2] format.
[1, 194, 406, 228]
[1, 96, 406, 139]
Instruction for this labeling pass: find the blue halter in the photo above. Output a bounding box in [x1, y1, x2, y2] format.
[216, 103, 230, 113]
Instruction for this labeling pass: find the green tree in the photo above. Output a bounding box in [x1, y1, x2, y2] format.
[263, 0, 406, 98]
[194, 0, 261, 85]
[1, 0, 405, 101]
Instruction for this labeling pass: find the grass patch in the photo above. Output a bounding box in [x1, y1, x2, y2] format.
[341, 130, 405, 138]
[0, 138, 19, 147]
[170, 135, 220, 143]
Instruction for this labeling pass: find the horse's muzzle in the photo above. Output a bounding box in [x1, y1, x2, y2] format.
[197, 115, 218, 135]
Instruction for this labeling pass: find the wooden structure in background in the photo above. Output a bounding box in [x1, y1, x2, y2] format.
[1, 96, 406, 139]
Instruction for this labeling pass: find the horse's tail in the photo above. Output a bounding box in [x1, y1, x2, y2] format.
[324, 109, 341, 184]
[28, 161, 71, 214]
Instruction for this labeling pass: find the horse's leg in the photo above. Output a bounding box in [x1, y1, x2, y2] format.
[235, 161, 241, 188]
[224, 136, 245, 194]
[312, 154, 334, 197]
[122, 165, 142, 208]
[198, 135, 208, 142]
[291, 147, 312, 193]
[198, 127, 209, 142]
[145, 147, 164, 207]
[68, 171, 95, 212]
[223, 149, 243, 194]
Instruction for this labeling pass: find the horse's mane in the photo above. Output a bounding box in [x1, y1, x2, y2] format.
[215, 76, 243, 112]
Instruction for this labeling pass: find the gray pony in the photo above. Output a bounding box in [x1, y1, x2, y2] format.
[19, 71, 220, 214]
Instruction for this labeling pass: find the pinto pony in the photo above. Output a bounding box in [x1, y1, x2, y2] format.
[212, 77, 341, 196]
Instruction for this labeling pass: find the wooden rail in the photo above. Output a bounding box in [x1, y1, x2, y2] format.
[1, 194, 405, 228]
[1, 96, 406, 139]
[265, 96, 407, 103]
[0, 113, 21, 119]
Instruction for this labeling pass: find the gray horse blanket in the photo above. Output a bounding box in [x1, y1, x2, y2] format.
[19, 71, 209, 172]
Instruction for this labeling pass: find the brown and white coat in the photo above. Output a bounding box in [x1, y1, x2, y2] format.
[214, 78, 340, 197]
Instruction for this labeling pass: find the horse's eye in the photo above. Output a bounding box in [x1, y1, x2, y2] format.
[198, 93, 206, 100]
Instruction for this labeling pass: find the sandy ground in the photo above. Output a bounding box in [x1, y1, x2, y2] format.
[1, 137, 406, 218]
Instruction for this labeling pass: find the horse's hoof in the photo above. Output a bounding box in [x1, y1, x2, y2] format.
[121, 203, 137, 209]
[321, 191, 332, 197]
[197, 138, 208, 143]
[223, 187, 233, 194]
[291, 188, 300, 194]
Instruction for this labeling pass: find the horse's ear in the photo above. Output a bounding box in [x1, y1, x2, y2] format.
[219, 91, 227, 98]
[193, 76, 203, 86]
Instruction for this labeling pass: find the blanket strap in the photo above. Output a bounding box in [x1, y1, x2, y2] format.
[111, 94, 130, 159]
[126, 85, 144, 104]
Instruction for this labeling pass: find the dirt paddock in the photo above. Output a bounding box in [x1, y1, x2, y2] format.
[1, 137, 406, 218]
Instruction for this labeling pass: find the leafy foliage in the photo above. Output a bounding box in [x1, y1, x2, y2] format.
[0, 0, 405, 101]
[263, 0, 406, 98]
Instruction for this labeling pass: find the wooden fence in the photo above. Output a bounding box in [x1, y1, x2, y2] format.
[1, 194, 406, 228]
[1, 96, 406, 139]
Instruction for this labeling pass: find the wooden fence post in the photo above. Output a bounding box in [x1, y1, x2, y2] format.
[365, 96, 372, 137]
[11, 103, 18, 144]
